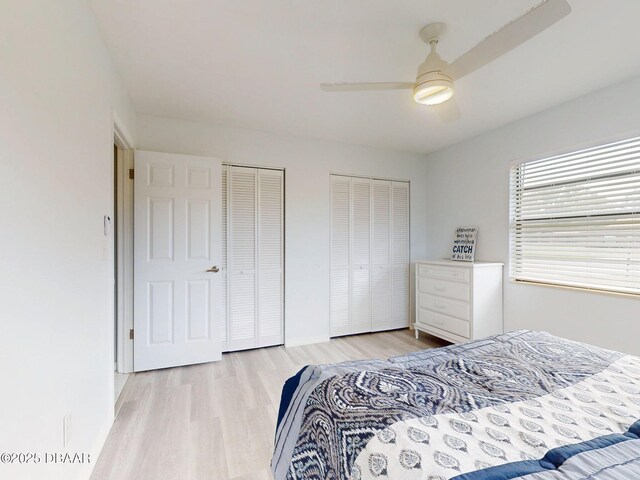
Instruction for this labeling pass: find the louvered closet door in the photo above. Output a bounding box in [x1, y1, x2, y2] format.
[351, 178, 372, 334]
[228, 167, 258, 351]
[371, 180, 392, 331]
[391, 181, 410, 329]
[220, 166, 229, 350]
[330, 176, 351, 337]
[257, 169, 283, 347]
[223, 166, 284, 351]
[330, 175, 409, 337]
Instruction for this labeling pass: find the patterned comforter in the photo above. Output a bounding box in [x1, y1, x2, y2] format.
[271, 330, 640, 479]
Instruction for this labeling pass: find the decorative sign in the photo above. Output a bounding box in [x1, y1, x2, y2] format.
[451, 227, 477, 262]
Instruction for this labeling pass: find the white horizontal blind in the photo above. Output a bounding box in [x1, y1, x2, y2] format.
[510, 136, 640, 295]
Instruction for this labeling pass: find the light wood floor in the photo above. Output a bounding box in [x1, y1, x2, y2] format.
[91, 329, 446, 480]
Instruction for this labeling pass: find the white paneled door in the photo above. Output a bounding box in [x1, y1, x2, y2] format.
[134, 151, 222, 371]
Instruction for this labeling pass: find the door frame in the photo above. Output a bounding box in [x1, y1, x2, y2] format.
[113, 112, 135, 373]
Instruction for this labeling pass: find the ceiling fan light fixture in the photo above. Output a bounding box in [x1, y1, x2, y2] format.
[413, 75, 454, 106]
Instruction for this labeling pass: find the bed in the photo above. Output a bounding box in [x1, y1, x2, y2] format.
[271, 330, 640, 479]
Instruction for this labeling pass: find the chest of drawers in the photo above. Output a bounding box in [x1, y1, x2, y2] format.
[414, 260, 503, 343]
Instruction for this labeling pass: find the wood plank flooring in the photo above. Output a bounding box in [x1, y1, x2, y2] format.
[90, 329, 446, 480]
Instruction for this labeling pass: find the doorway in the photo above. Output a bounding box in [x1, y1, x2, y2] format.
[112, 122, 135, 406]
[113, 143, 128, 403]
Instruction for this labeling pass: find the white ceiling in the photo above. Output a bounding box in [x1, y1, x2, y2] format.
[90, 0, 640, 154]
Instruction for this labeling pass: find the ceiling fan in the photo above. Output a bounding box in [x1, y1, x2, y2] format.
[321, 0, 571, 109]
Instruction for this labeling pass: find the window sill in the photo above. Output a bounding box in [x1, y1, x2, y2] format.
[510, 278, 640, 299]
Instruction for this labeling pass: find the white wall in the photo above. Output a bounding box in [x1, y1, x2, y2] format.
[135, 114, 428, 345]
[0, 1, 135, 479]
[424, 75, 640, 356]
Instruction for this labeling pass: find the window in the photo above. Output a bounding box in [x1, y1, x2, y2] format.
[510, 136, 640, 295]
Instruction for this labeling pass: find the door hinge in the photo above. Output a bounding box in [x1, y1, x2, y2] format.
[129, 328, 134, 340]
[129, 168, 134, 180]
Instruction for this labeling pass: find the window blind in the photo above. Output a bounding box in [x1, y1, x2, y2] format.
[509, 136, 640, 295]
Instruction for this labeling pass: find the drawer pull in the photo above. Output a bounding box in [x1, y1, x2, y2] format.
[434, 302, 446, 310]
[434, 285, 445, 292]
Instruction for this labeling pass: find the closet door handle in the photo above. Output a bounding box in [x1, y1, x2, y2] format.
[206, 266, 220, 273]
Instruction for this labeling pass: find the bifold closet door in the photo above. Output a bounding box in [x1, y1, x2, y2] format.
[330, 176, 351, 337]
[227, 167, 257, 351]
[371, 180, 392, 331]
[350, 178, 371, 334]
[330, 175, 410, 337]
[391, 181, 410, 329]
[222, 166, 283, 351]
[256, 169, 284, 347]
[220, 168, 229, 349]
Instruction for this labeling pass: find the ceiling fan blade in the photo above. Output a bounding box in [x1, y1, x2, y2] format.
[320, 82, 414, 92]
[447, 0, 571, 80]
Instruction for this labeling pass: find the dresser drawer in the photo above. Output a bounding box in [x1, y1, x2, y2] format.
[418, 293, 470, 321]
[418, 309, 470, 339]
[418, 277, 470, 302]
[417, 264, 469, 283]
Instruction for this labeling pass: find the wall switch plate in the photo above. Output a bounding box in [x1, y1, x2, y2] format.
[104, 215, 112, 236]
[63, 413, 72, 448]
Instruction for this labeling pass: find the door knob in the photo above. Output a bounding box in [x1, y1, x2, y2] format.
[206, 266, 220, 273]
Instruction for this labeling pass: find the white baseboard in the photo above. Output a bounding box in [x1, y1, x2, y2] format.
[284, 336, 330, 348]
